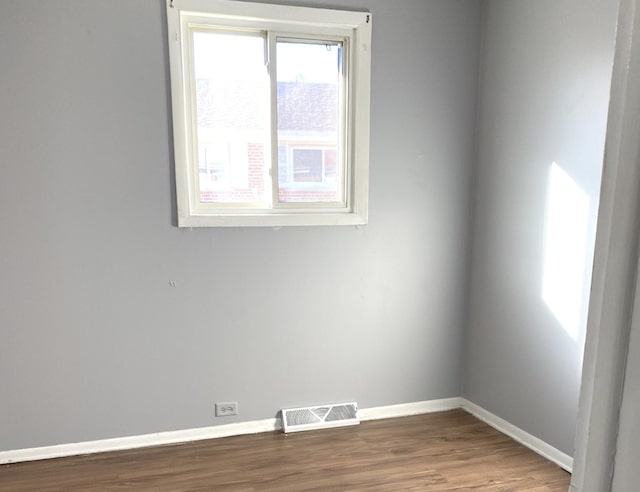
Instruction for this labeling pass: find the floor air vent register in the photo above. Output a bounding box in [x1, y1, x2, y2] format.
[282, 402, 359, 433]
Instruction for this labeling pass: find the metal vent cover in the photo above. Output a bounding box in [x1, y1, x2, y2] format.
[282, 402, 359, 433]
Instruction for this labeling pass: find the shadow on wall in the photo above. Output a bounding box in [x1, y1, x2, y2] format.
[541, 162, 591, 345]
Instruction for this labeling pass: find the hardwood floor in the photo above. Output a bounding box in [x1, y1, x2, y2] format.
[0, 410, 570, 491]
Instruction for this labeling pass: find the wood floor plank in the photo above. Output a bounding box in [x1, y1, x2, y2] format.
[0, 410, 570, 491]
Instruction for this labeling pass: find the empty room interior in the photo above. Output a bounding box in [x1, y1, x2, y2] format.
[2, 0, 638, 490]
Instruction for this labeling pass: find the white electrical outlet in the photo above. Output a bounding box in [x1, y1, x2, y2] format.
[215, 401, 238, 417]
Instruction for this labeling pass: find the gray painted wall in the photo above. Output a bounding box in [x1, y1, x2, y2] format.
[464, 0, 618, 455]
[0, 0, 481, 451]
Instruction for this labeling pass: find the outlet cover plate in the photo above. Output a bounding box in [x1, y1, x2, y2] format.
[215, 401, 238, 417]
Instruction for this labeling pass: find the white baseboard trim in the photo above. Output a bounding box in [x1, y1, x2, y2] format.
[358, 397, 463, 421]
[460, 399, 573, 473]
[0, 398, 462, 465]
[0, 418, 280, 465]
[0, 397, 572, 472]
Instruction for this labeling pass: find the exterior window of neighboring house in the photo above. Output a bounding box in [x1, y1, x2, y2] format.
[166, 0, 371, 226]
[277, 146, 339, 202]
[199, 143, 229, 187]
[292, 149, 324, 183]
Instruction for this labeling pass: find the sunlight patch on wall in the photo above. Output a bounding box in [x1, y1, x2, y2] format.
[542, 162, 590, 341]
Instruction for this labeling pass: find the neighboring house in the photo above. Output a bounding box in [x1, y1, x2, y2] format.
[196, 79, 340, 203]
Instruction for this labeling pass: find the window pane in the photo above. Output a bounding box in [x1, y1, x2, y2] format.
[193, 31, 269, 204]
[276, 39, 343, 203]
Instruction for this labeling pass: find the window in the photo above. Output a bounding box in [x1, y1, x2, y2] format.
[166, 0, 372, 227]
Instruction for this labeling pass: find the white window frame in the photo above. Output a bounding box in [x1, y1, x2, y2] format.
[166, 0, 371, 227]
